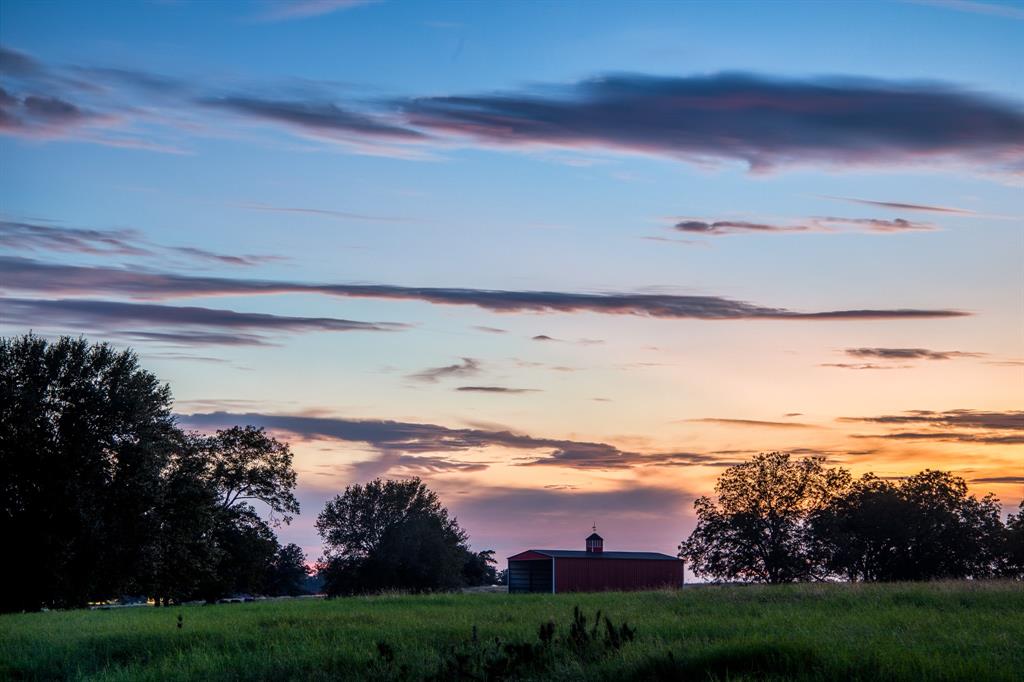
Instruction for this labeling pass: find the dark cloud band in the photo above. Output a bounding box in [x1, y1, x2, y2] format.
[674, 216, 934, 236]
[0, 297, 405, 345]
[177, 411, 718, 470]
[403, 72, 1024, 172]
[1, 256, 968, 321]
[845, 347, 982, 361]
[842, 409, 1024, 445]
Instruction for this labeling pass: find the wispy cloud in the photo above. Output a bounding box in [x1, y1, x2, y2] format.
[683, 418, 815, 429]
[843, 409, 1024, 430]
[236, 202, 406, 222]
[408, 357, 481, 383]
[821, 363, 911, 370]
[167, 246, 284, 267]
[0, 85, 111, 138]
[673, 216, 935, 236]
[402, 72, 1024, 173]
[821, 196, 975, 214]
[5, 46, 1023, 176]
[1, 297, 405, 346]
[0, 219, 149, 256]
[824, 347, 984, 369]
[177, 411, 723, 470]
[456, 386, 538, 394]
[902, 0, 1024, 20]
[842, 409, 1024, 445]
[971, 475, 1024, 484]
[0, 218, 281, 266]
[201, 94, 424, 142]
[844, 347, 983, 361]
[252, 0, 378, 22]
[1, 256, 968, 321]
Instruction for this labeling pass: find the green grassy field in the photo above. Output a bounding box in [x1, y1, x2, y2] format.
[2, 582, 1021, 681]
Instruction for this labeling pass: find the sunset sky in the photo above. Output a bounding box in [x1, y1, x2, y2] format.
[1, 0, 1022, 572]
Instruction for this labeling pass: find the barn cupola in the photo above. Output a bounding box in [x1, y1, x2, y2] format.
[585, 526, 604, 554]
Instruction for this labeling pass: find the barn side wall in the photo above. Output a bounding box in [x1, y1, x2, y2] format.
[553, 558, 683, 593]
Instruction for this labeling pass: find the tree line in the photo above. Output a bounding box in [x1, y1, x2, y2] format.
[680, 452, 1024, 583]
[3, 335, 1018, 610]
[0, 335, 495, 612]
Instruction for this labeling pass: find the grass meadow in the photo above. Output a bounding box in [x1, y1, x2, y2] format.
[2, 581, 1022, 681]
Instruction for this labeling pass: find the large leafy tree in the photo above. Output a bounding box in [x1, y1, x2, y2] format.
[200, 426, 300, 525]
[810, 470, 1006, 581]
[805, 474, 908, 582]
[0, 334, 303, 610]
[315, 478, 480, 595]
[0, 334, 178, 611]
[149, 439, 223, 605]
[151, 428, 301, 603]
[678, 452, 850, 583]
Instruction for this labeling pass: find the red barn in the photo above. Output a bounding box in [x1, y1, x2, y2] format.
[507, 530, 684, 593]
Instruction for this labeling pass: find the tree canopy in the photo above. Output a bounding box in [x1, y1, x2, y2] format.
[1, 334, 178, 610]
[1, 334, 306, 611]
[810, 470, 1006, 581]
[680, 452, 1016, 583]
[315, 478, 495, 595]
[679, 452, 850, 583]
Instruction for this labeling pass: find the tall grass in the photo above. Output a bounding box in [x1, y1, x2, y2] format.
[2, 581, 1021, 681]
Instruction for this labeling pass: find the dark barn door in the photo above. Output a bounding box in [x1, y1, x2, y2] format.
[508, 559, 553, 593]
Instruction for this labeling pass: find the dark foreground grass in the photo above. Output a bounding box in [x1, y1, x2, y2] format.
[2, 581, 1022, 681]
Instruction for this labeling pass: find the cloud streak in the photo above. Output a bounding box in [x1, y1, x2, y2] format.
[0, 85, 107, 138]
[673, 216, 934, 236]
[842, 409, 1024, 445]
[684, 418, 815, 428]
[822, 363, 910, 370]
[456, 386, 538, 394]
[253, 0, 378, 22]
[822, 196, 974, 214]
[402, 72, 1024, 172]
[1, 297, 405, 345]
[408, 357, 481, 383]
[5, 46, 1023, 176]
[1, 256, 969, 321]
[177, 411, 721, 470]
[202, 95, 423, 142]
[237, 202, 406, 223]
[844, 347, 982, 361]
[0, 219, 280, 266]
[843, 409, 1024, 430]
[0, 219, 149, 256]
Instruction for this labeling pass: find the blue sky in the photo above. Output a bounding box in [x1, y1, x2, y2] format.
[1, 0, 1022, 566]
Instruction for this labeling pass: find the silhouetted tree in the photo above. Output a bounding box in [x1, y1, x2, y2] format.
[152, 429, 300, 603]
[199, 507, 280, 600]
[0, 334, 302, 610]
[1003, 501, 1024, 579]
[266, 543, 311, 596]
[0, 335, 178, 611]
[199, 426, 300, 525]
[805, 474, 907, 582]
[810, 471, 1004, 581]
[462, 549, 498, 586]
[149, 439, 223, 605]
[678, 452, 850, 583]
[315, 478, 485, 595]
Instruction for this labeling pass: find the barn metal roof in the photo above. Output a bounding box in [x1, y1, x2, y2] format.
[522, 550, 679, 561]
